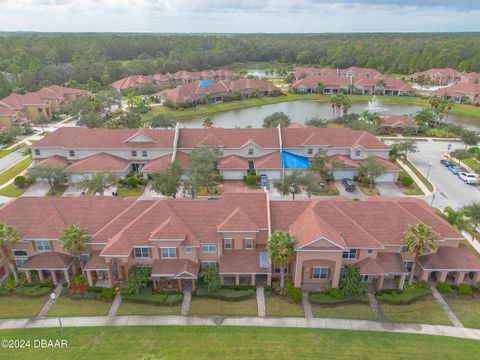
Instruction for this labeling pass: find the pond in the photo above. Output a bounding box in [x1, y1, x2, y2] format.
[179, 99, 480, 131]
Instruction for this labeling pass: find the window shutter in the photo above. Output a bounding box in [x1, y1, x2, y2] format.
[32, 241, 37, 251]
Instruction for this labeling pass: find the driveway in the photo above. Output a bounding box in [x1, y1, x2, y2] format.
[376, 183, 405, 198]
[22, 181, 50, 197]
[62, 184, 85, 197]
[408, 140, 480, 209]
[335, 181, 366, 200]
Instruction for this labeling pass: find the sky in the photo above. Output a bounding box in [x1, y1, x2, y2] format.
[0, 0, 479, 33]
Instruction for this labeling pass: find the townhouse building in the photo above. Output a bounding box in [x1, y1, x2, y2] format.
[407, 68, 462, 85]
[1, 194, 479, 291]
[379, 115, 419, 134]
[433, 83, 480, 104]
[30, 124, 400, 184]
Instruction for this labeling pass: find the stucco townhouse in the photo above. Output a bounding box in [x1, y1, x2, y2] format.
[1, 193, 479, 291]
[30, 124, 400, 183]
[407, 68, 462, 85]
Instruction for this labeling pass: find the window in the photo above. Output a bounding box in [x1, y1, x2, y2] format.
[342, 249, 357, 259]
[34, 149, 40, 156]
[307, 148, 313, 155]
[274, 263, 288, 274]
[184, 247, 192, 254]
[202, 261, 217, 268]
[142, 150, 148, 157]
[244, 238, 253, 250]
[367, 249, 373, 254]
[131, 150, 137, 157]
[362, 275, 369, 282]
[161, 247, 176, 258]
[404, 260, 414, 272]
[224, 238, 233, 250]
[13, 250, 27, 257]
[69, 150, 75, 157]
[312, 267, 328, 279]
[35, 240, 51, 251]
[201, 244, 217, 253]
[248, 148, 254, 155]
[134, 247, 150, 258]
[13, 250, 27, 267]
[80, 254, 90, 266]
[354, 150, 361, 157]
[15, 258, 26, 267]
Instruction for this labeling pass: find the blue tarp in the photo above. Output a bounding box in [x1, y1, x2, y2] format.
[281, 151, 310, 169]
[199, 80, 212, 87]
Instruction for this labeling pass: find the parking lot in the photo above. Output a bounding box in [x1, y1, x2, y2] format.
[408, 140, 480, 209]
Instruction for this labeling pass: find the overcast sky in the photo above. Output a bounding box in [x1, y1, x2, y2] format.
[0, 0, 479, 33]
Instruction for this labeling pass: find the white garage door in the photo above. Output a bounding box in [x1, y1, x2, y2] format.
[257, 170, 281, 180]
[221, 170, 245, 180]
[375, 171, 399, 183]
[333, 170, 356, 180]
[70, 173, 91, 183]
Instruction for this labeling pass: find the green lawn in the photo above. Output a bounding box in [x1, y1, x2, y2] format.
[47, 297, 112, 317]
[0, 143, 26, 159]
[311, 303, 376, 321]
[0, 157, 31, 186]
[189, 298, 258, 316]
[0, 295, 47, 318]
[265, 296, 305, 317]
[117, 301, 181, 316]
[396, 169, 424, 196]
[0, 183, 26, 197]
[142, 93, 480, 122]
[463, 157, 480, 174]
[117, 186, 145, 197]
[401, 158, 434, 192]
[1, 326, 478, 360]
[445, 298, 480, 329]
[380, 300, 451, 325]
[360, 183, 379, 196]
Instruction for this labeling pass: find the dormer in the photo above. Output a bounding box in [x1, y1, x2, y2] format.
[124, 130, 156, 144]
[217, 207, 259, 233]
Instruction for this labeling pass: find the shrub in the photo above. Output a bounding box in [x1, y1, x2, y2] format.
[326, 287, 344, 300]
[71, 273, 88, 287]
[86, 286, 104, 294]
[287, 287, 302, 303]
[126, 176, 139, 188]
[199, 266, 222, 294]
[401, 175, 414, 186]
[14, 176, 27, 188]
[418, 280, 431, 290]
[14, 285, 52, 297]
[458, 284, 473, 296]
[245, 175, 257, 187]
[101, 288, 115, 299]
[195, 286, 255, 301]
[467, 147, 480, 155]
[3, 274, 17, 290]
[437, 281, 452, 294]
[127, 266, 152, 294]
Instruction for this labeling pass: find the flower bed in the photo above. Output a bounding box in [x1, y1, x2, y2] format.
[376, 287, 432, 304]
[62, 285, 115, 301]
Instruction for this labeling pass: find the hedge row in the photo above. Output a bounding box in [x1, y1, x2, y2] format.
[1, 285, 53, 298]
[121, 291, 183, 306]
[193, 287, 255, 302]
[375, 287, 432, 304]
[62, 286, 115, 301]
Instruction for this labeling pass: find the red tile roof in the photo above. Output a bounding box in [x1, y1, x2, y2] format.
[254, 152, 282, 169]
[217, 207, 259, 232]
[281, 127, 388, 150]
[110, 75, 154, 91]
[218, 155, 248, 170]
[33, 155, 68, 168]
[359, 157, 400, 171]
[0, 106, 15, 116]
[66, 153, 131, 173]
[418, 243, 480, 271]
[84, 251, 108, 270]
[20, 251, 75, 270]
[380, 115, 418, 128]
[409, 68, 461, 79]
[178, 127, 280, 149]
[151, 258, 199, 278]
[356, 253, 408, 275]
[141, 154, 173, 174]
[34, 127, 175, 149]
[219, 249, 270, 274]
[434, 83, 480, 97]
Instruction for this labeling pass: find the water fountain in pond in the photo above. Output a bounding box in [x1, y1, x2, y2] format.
[365, 95, 388, 112]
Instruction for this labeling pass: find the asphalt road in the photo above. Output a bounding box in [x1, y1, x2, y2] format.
[0, 147, 25, 173]
[408, 140, 480, 209]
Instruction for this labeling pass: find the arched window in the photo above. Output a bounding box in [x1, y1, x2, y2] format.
[13, 250, 27, 257]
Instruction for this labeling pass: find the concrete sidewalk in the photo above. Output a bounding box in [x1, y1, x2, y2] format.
[0, 315, 479, 340]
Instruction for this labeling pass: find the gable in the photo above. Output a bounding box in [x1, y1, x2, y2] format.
[124, 132, 156, 143]
[298, 237, 346, 250]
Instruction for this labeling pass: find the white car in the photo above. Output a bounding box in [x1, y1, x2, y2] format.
[459, 172, 479, 185]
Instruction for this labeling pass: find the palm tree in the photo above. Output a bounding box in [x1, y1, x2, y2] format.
[203, 115, 214, 128]
[315, 82, 325, 94]
[199, 265, 221, 293]
[22, 147, 32, 159]
[403, 223, 440, 286]
[253, 87, 263, 98]
[442, 207, 468, 233]
[267, 230, 296, 288]
[59, 225, 90, 271]
[443, 97, 455, 123]
[340, 94, 352, 116]
[203, 93, 213, 105]
[0, 223, 21, 283]
[375, 79, 386, 95]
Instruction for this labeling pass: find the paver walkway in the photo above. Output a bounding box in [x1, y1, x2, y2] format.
[181, 289, 191, 316]
[108, 292, 122, 317]
[256, 287, 265, 317]
[1, 315, 479, 340]
[302, 291, 313, 323]
[367, 289, 384, 322]
[37, 283, 62, 318]
[431, 286, 464, 328]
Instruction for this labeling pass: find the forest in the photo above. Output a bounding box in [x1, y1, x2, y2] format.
[1, 32, 480, 97]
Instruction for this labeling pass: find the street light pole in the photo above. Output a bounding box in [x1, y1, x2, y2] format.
[430, 194, 436, 207]
[426, 162, 432, 179]
[50, 292, 64, 336]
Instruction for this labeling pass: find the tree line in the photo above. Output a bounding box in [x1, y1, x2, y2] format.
[1, 33, 480, 97]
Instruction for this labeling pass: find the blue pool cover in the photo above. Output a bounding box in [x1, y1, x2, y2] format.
[281, 151, 310, 169]
[199, 80, 212, 87]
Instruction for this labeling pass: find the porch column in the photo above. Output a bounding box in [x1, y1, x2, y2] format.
[107, 262, 115, 288]
[438, 272, 448, 282]
[267, 273, 272, 286]
[235, 274, 240, 286]
[473, 272, 480, 283]
[51, 270, 58, 285]
[251, 274, 255, 286]
[376, 276, 384, 290]
[153, 278, 158, 291]
[37, 270, 45, 282]
[293, 262, 303, 288]
[398, 275, 406, 290]
[178, 279, 182, 292]
[420, 270, 429, 282]
[192, 279, 196, 291]
[221, 275, 225, 286]
[25, 270, 32, 284]
[455, 272, 467, 285]
[86, 271, 93, 287]
[64, 270, 70, 285]
[331, 262, 342, 289]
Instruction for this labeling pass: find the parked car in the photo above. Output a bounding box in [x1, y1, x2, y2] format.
[260, 174, 268, 188]
[448, 165, 462, 175]
[459, 172, 479, 185]
[342, 178, 356, 192]
[440, 159, 453, 167]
